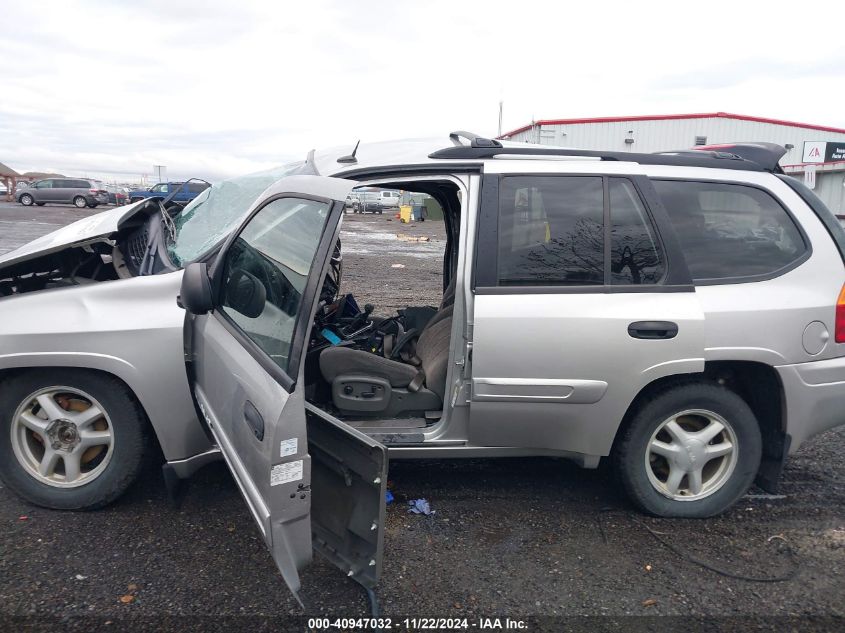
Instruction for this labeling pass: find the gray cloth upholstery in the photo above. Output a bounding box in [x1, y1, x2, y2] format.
[440, 276, 456, 309]
[320, 346, 418, 387]
[320, 307, 454, 404]
[412, 313, 452, 400]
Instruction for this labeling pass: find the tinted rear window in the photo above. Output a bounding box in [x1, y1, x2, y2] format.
[497, 176, 605, 285]
[653, 180, 807, 282]
[778, 174, 845, 264]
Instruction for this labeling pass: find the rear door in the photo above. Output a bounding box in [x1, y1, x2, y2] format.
[185, 175, 388, 602]
[469, 162, 706, 458]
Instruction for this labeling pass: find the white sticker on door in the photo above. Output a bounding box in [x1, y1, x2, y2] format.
[270, 460, 303, 486]
[279, 437, 298, 457]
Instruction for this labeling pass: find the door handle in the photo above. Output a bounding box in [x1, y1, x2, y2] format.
[243, 401, 265, 441]
[628, 321, 679, 340]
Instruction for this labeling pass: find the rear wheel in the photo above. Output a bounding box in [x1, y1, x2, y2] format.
[20, 194, 34, 206]
[0, 369, 150, 510]
[73, 196, 87, 209]
[613, 382, 761, 518]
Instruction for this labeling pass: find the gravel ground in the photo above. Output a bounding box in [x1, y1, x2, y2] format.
[0, 203, 844, 629]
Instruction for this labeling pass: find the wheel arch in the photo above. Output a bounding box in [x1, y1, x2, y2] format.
[0, 363, 158, 448]
[0, 356, 211, 462]
[613, 360, 787, 492]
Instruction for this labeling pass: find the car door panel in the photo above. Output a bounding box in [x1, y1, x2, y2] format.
[185, 175, 389, 601]
[470, 291, 704, 456]
[192, 314, 312, 593]
[469, 166, 705, 458]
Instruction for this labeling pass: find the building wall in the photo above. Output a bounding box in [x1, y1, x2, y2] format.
[502, 115, 845, 212]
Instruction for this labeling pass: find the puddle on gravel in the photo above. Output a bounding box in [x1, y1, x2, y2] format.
[341, 226, 443, 259]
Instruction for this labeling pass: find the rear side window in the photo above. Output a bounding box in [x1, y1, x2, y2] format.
[496, 176, 664, 287]
[498, 176, 604, 285]
[609, 179, 664, 285]
[653, 180, 807, 282]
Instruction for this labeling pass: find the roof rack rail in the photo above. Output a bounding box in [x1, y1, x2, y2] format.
[655, 142, 787, 173]
[448, 131, 503, 148]
[428, 141, 791, 172]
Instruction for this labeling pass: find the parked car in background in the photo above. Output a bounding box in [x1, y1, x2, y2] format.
[354, 189, 401, 213]
[104, 184, 128, 206]
[16, 178, 109, 208]
[14, 181, 32, 194]
[128, 181, 210, 205]
[344, 193, 360, 212]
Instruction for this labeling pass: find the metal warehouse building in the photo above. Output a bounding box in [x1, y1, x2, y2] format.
[499, 112, 845, 214]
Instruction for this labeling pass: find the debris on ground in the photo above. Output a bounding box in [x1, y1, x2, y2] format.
[395, 234, 431, 242]
[385, 490, 394, 504]
[391, 263, 405, 268]
[642, 598, 657, 608]
[408, 498, 435, 515]
[119, 595, 135, 604]
[74, 574, 87, 580]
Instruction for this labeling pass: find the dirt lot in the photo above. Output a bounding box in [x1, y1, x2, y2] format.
[0, 206, 844, 630]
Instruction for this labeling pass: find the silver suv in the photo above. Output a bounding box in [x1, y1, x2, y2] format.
[16, 177, 109, 208]
[1, 136, 844, 600]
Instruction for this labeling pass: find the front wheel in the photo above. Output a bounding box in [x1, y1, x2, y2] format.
[19, 194, 34, 206]
[0, 369, 150, 510]
[613, 382, 761, 518]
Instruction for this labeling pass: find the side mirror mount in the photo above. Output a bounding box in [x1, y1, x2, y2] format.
[178, 262, 214, 314]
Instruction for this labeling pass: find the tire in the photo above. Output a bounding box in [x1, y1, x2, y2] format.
[0, 369, 150, 510]
[19, 194, 34, 206]
[73, 196, 87, 209]
[613, 382, 761, 518]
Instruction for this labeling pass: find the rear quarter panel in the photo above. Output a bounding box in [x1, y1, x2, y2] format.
[645, 166, 845, 452]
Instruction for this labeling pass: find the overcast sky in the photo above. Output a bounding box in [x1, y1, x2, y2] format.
[1, 0, 844, 183]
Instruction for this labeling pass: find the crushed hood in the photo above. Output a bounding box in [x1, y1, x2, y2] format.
[0, 202, 146, 270]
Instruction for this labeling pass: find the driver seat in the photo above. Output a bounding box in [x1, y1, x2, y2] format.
[319, 306, 453, 417]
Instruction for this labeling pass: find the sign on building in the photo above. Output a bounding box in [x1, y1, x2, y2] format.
[803, 141, 845, 163]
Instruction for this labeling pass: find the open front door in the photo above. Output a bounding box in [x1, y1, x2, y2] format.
[183, 175, 388, 602]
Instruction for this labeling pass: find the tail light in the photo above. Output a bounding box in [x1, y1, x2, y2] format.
[89, 188, 98, 194]
[837, 285, 845, 343]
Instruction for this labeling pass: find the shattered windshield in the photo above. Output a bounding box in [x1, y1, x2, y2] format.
[167, 161, 306, 266]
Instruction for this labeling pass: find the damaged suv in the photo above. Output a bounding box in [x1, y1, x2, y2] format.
[2, 134, 845, 602]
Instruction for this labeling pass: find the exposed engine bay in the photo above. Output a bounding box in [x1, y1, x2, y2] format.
[0, 198, 181, 297]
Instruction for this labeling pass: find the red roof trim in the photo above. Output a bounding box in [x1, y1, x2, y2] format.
[498, 112, 845, 139]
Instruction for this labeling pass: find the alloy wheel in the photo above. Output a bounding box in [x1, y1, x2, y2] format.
[645, 409, 738, 501]
[10, 386, 114, 488]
